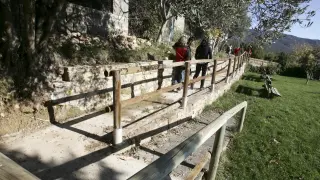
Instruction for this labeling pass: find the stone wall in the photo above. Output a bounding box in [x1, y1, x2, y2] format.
[62, 1, 129, 37]
[49, 60, 229, 111]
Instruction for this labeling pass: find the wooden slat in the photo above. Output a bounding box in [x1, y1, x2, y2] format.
[189, 74, 212, 84]
[185, 152, 211, 180]
[182, 62, 191, 109]
[189, 59, 213, 64]
[128, 101, 248, 180]
[216, 69, 228, 76]
[121, 83, 183, 107]
[0, 153, 40, 180]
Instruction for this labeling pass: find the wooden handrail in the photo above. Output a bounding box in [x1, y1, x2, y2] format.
[111, 57, 246, 146]
[109, 58, 229, 76]
[121, 61, 229, 108]
[128, 101, 248, 180]
[121, 83, 184, 108]
[0, 153, 40, 180]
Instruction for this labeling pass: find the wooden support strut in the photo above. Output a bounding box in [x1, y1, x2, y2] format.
[210, 60, 217, 92]
[225, 58, 232, 83]
[182, 62, 191, 109]
[112, 70, 122, 145]
[185, 151, 211, 180]
[232, 57, 237, 77]
[207, 124, 227, 180]
[237, 56, 241, 72]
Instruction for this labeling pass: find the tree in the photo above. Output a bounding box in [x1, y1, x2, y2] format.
[250, 0, 316, 43]
[292, 44, 319, 83]
[0, 0, 67, 98]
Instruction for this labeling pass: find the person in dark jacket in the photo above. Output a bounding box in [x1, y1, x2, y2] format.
[172, 36, 190, 90]
[191, 39, 212, 90]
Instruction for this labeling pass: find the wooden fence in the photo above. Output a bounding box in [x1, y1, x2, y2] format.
[111, 52, 250, 145]
[128, 101, 248, 180]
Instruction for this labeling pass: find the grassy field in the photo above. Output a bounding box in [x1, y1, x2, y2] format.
[207, 72, 320, 179]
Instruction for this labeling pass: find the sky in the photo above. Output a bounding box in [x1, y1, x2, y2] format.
[285, 0, 320, 40]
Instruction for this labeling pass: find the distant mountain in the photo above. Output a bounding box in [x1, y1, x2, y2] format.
[245, 30, 320, 53]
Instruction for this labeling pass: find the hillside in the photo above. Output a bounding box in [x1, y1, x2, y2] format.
[245, 30, 320, 53]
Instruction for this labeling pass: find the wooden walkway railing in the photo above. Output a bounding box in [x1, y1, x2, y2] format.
[0, 153, 40, 180]
[112, 52, 249, 145]
[128, 101, 248, 180]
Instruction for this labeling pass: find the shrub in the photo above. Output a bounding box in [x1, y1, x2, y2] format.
[248, 64, 280, 75]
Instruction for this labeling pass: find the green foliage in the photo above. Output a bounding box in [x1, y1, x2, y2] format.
[172, 30, 184, 43]
[264, 52, 277, 62]
[250, 0, 316, 43]
[251, 45, 265, 59]
[59, 40, 76, 59]
[110, 44, 172, 63]
[129, 0, 162, 40]
[248, 64, 280, 75]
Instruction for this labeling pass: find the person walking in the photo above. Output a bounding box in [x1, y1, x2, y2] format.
[172, 36, 190, 91]
[191, 38, 212, 90]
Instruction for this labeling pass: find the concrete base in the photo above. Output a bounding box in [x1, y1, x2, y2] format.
[113, 128, 123, 145]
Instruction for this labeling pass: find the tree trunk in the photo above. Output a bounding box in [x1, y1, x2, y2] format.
[157, 20, 167, 43]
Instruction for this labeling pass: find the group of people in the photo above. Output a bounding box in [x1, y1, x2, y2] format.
[171, 36, 252, 92]
[171, 36, 212, 91]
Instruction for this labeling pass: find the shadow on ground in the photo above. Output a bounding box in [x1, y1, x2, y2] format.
[242, 74, 262, 82]
[0, 116, 192, 180]
[235, 85, 268, 98]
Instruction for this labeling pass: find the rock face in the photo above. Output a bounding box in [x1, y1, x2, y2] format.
[112, 34, 152, 50]
[62, 2, 129, 36]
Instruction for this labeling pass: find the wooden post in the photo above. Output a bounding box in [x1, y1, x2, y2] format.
[241, 56, 243, 68]
[182, 62, 191, 109]
[207, 124, 227, 180]
[239, 106, 247, 132]
[112, 70, 122, 145]
[225, 58, 232, 83]
[210, 60, 217, 92]
[157, 61, 164, 90]
[232, 57, 237, 78]
[237, 56, 241, 73]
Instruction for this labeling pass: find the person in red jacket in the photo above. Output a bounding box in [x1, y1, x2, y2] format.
[234, 47, 241, 56]
[172, 36, 190, 91]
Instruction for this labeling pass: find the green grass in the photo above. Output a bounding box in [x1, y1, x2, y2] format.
[207, 72, 320, 180]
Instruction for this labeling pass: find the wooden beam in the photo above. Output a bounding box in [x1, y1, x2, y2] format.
[215, 70, 228, 76]
[206, 125, 226, 180]
[185, 151, 211, 180]
[157, 61, 164, 90]
[239, 106, 247, 132]
[112, 70, 122, 145]
[0, 153, 40, 180]
[232, 57, 237, 77]
[237, 56, 240, 72]
[189, 59, 213, 64]
[182, 62, 191, 109]
[210, 60, 217, 92]
[128, 101, 248, 180]
[121, 83, 183, 108]
[189, 74, 212, 84]
[225, 58, 232, 83]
